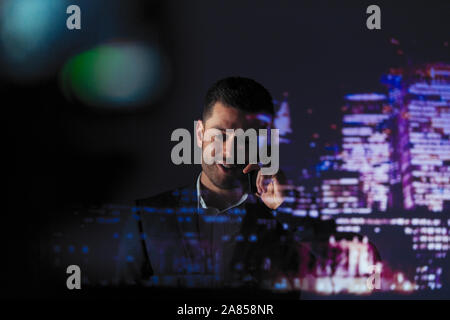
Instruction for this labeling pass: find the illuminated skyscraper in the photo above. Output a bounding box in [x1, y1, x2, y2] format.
[384, 64, 450, 212]
[338, 93, 394, 212]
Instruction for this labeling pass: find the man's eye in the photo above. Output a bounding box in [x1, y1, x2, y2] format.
[217, 133, 231, 140]
[213, 132, 224, 140]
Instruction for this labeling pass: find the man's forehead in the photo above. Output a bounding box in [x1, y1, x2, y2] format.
[205, 102, 272, 129]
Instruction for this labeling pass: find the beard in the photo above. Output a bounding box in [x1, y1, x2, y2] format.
[201, 162, 247, 190]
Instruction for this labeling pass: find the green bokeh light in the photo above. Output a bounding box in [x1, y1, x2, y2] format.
[61, 43, 169, 107]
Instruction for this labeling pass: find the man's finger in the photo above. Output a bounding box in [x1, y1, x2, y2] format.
[266, 180, 274, 195]
[256, 171, 263, 194]
[243, 163, 260, 174]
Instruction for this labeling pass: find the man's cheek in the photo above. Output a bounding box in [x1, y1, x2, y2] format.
[202, 142, 213, 164]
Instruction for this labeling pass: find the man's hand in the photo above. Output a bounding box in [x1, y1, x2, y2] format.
[243, 164, 287, 210]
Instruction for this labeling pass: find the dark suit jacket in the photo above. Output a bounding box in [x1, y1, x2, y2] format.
[115, 183, 317, 289]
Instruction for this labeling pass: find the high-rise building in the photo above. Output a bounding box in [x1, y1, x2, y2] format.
[384, 63, 450, 212]
[320, 170, 369, 215]
[338, 93, 394, 212]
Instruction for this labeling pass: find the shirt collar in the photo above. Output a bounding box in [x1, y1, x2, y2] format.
[196, 172, 248, 214]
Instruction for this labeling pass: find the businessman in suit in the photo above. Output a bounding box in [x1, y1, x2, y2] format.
[115, 77, 332, 291]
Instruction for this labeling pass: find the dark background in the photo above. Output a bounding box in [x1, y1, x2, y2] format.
[2, 0, 449, 298]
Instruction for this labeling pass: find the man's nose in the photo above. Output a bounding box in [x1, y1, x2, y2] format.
[222, 134, 236, 161]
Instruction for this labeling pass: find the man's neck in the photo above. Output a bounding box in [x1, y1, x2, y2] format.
[200, 172, 245, 210]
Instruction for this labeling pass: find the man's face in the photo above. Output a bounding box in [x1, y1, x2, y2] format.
[196, 102, 271, 189]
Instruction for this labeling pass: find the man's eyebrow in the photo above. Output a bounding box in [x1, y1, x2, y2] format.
[212, 126, 263, 132]
[212, 127, 228, 132]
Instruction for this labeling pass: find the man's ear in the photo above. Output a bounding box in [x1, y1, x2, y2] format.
[195, 120, 204, 148]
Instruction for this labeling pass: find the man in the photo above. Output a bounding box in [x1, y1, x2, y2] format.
[40, 77, 380, 298]
[115, 77, 314, 291]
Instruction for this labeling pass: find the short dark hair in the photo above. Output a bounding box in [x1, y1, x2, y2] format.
[203, 76, 274, 120]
